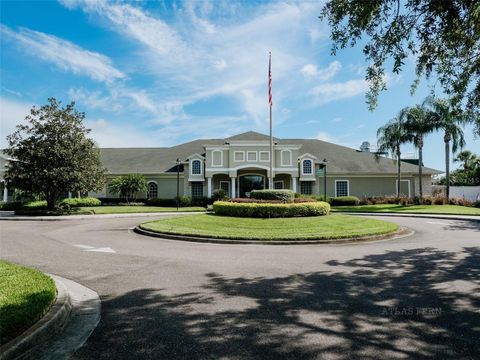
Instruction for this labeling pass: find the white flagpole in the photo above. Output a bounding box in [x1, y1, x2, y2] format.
[269, 52, 273, 189]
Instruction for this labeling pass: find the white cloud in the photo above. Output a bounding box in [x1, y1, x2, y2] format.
[301, 61, 342, 81]
[0, 24, 124, 84]
[310, 79, 369, 104]
[0, 97, 33, 147]
[316, 131, 339, 144]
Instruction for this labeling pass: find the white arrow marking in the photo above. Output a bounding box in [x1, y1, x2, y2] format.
[74, 244, 95, 249]
[85, 247, 116, 253]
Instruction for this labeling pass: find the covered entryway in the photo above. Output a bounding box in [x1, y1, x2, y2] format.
[239, 174, 265, 197]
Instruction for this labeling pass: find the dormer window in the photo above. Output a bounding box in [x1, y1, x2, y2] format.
[302, 159, 313, 175]
[191, 159, 202, 175]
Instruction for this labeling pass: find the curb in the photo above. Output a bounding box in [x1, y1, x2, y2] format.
[0, 211, 204, 221]
[0, 275, 101, 360]
[0, 277, 72, 360]
[134, 226, 413, 245]
[335, 212, 480, 222]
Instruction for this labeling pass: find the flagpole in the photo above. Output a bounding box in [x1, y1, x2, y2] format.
[269, 52, 273, 189]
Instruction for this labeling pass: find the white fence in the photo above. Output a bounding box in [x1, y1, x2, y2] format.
[433, 185, 480, 202]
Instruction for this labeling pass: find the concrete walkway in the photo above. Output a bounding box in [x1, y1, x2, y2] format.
[336, 211, 480, 221]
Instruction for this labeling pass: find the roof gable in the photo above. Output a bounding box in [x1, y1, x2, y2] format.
[226, 131, 277, 141]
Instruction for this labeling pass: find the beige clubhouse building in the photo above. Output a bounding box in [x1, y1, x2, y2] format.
[84, 131, 440, 200]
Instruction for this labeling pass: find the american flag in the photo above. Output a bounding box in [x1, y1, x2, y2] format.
[268, 52, 272, 106]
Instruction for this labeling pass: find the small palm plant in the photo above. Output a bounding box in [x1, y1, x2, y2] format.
[109, 174, 148, 203]
[377, 113, 412, 197]
[424, 97, 468, 201]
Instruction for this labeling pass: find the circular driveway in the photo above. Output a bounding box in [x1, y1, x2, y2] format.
[1, 215, 479, 359]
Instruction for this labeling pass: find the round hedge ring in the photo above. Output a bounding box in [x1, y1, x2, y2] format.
[213, 200, 330, 218]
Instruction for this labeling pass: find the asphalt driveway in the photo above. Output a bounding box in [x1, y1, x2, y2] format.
[1, 215, 479, 359]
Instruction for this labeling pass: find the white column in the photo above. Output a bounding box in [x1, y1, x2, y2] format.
[292, 177, 297, 193]
[231, 177, 236, 198]
[68, 192, 72, 199]
[2, 186, 8, 202]
[207, 177, 212, 198]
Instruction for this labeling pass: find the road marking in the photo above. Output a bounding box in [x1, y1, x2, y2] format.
[426, 221, 448, 225]
[84, 247, 116, 253]
[74, 244, 95, 249]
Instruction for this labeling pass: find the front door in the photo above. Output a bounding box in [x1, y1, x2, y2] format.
[239, 174, 265, 197]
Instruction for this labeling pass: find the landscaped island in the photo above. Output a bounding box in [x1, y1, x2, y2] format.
[139, 213, 399, 241]
[0, 261, 56, 345]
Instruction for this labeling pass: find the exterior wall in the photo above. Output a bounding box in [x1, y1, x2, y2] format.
[316, 176, 416, 198]
[273, 174, 291, 189]
[413, 175, 433, 196]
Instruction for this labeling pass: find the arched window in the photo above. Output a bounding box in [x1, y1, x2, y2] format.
[191, 159, 202, 175]
[147, 182, 158, 199]
[302, 159, 313, 174]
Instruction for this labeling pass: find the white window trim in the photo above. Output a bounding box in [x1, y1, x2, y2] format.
[335, 180, 350, 197]
[247, 151, 258, 162]
[301, 159, 313, 175]
[274, 180, 284, 189]
[219, 181, 230, 193]
[281, 149, 292, 166]
[259, 151, 270, 162]
[234, 151, 245, 162]
[190, 159, 203, 175]
[211, 150, 223, 167]
[395, 179, 411, 197]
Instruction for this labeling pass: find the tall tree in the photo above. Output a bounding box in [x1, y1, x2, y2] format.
[320, 0, 480, 135]
[424, 97, 467, 201]
[376, 114, 411, 197]
[5, 98, 106, 209]
[402, 103, 436, 199]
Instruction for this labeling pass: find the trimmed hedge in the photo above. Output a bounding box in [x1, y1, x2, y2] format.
[250, 189, 295, 202]
[60, 197, 101, 207]
[213, 200, 330, 218]
[330, 196, 360, 206]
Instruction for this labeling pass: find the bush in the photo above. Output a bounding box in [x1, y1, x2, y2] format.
[250, 189, 295, 203]
[213, 201, 330, 218]
[433, 195, 446, 205]
[473, 200, 480, 208]
[22, 200, 48, 210]
[0, 201, 24, 211]
[117, 202, 145, 206]
[191, 196, 212, 207]
[329, 196, 360, 206]
[145, 198, 177, 207]
[212, 189, 229, 202]
[99, 197, 148, 205]
[60, 197, 101, 207]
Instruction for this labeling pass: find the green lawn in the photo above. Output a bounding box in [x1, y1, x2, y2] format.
[0, 261, 56, 344]
[332, 204, 480, 215]
[140, 213, 398, 240]
[82, 206, 206, 214]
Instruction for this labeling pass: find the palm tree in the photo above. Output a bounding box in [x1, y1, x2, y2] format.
[377, 113, 412, 197]
[424, 97, 467, 201]
[401, 103, 436, 199]
[454, 150, 477, 171]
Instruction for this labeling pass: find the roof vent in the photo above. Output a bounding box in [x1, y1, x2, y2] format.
[360, 141, 370, 152]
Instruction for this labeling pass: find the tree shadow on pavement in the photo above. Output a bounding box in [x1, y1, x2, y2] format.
[73, 247, 480, 360]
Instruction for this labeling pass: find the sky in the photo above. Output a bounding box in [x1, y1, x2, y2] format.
[0, 0, 478, 173]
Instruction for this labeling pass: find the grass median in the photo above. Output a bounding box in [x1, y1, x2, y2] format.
[0, 261, 56, 345]
[139, 213, 399, 241]
[332, 204, 480, 215]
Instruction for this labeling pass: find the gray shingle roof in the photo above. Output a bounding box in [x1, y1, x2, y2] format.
[99, 131, 442, 175]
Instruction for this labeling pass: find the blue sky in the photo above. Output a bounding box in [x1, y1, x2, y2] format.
[1, 0, 477, 172]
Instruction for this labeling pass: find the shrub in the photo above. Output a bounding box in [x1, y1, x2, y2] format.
[0, 201, 24, 211]
[473, 200, 480, 208]
[250, 189, 295, 203]
[117, 202, 145, 206]
[191, 196, 212, 207]
[329, 196, 360, 206]
[293, 197, 317, 203]
[145, 198, 177, 207]
[23, 200, 48, 210]
[433, 195, 446, 205]
[423, 196, 433, 205]
[457, 198, 472, 207]
[99, 197, 148, 205]
[213, 200, 330, 218]
[212, 189, 229, 202]
[179, 195, 192, 207]
[60, 197, 101, 207]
